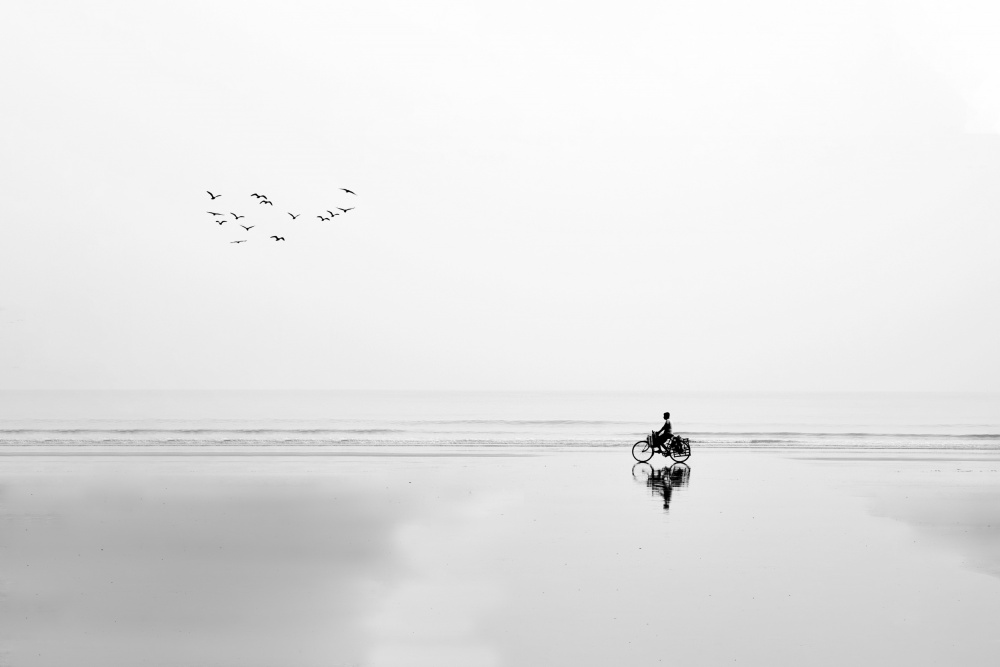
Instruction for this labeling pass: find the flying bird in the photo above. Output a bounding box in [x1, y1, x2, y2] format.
[337, 207, 354, 213]
[326, 210, 337, 217]
[231, 240, 247, 244]
[288, 213, 300, 219]
[341, 188, 356, 195]
[217, 220, 225, 225]
[270, 236, 285, 241]
[231, 212, 245, 220]
[207, 191, 221, 199]
[259, 199, 273, 205]
[317, 215, 330, 221]
[251, 193, 266, 199]
[208, 211, 224, 216]
[241, 225, 254, 231]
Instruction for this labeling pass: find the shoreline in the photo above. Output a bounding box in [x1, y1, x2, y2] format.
[2, 443, 1000, 456]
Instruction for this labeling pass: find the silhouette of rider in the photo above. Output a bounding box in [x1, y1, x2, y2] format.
[654, 412, 672, 451]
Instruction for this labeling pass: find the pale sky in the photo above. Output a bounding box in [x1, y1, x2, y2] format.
[1, 0, 998, 391]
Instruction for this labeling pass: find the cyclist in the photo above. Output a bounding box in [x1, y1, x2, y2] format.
[653, 412, 672, 451]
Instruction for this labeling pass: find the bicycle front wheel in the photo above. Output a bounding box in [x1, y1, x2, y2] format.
[632, 440, 653, 463]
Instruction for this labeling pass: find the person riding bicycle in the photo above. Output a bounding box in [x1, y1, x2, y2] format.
[653, 412, 672, 451]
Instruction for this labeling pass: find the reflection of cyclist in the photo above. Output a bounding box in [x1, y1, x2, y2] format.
[648, 467, 674, 509]
[654, 412, 672, 450]
[633, 462, 690, 513]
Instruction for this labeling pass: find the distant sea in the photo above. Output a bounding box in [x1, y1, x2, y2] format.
[1, 391, 998, 450]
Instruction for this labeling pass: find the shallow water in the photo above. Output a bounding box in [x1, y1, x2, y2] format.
[2, 391, 999, 449]
[2, 447, 999, 666]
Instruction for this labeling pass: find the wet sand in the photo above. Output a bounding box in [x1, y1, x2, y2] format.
[2, 448, 1000, 666]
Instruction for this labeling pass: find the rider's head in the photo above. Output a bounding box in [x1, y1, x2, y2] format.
[663, 412, 670, 419]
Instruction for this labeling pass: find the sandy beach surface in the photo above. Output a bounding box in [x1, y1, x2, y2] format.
[2, 446, 999, 666]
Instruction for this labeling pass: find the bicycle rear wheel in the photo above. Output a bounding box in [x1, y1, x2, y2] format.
[632, 440, 653, 463]
[669, 438, 691, 463]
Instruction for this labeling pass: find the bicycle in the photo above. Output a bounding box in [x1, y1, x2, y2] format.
[631, 432, 692, 463]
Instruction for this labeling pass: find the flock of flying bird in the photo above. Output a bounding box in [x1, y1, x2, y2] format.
[205, 188, 357, 243]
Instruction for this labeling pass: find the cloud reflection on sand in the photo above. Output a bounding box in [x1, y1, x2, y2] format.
[5, 449, 1000, 667]
[0, 468, 412, 666]
[879, 490, 1000, 579]
[805, 452, 1000, 581]
[363, 491, 518, 667]
[0, 456, 513, 667]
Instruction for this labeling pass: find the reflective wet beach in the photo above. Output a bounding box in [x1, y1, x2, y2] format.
[2, 447, 1000, 666]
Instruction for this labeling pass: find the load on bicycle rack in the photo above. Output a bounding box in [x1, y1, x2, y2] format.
[632, 432, 691, 463]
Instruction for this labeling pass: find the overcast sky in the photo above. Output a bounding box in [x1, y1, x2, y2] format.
[1, 0, 998, 391]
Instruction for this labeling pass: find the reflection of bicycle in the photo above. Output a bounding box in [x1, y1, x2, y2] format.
[631, 433, 692, 463]
[632, 461, 691, 511]
[631, 461, 691, 486]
